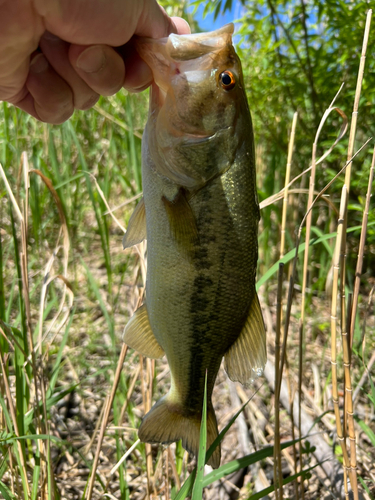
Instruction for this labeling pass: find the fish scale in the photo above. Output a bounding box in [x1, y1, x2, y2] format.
[122, 24, 266, 468]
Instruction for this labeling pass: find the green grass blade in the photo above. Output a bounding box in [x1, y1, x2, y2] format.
[125, 96, 141, 191]
[175, 394, 264, 500]
[31, 444, 41, 500]
[68, 122, 112, 293]
[247, 462, 321, 499]
[175, 440, 184, 476]
[310, 226, 334, 256]
[81, 257, 114, 340]
[46, 310, 74, 397]
[202, 439, 299, 488]
[256, 221, 375, 289]
[0, 228, 5, 322]
[0, 482, 16, 500]
[25, 385, 78, 429]
[358, 476, 374, 499]
[354, 417, 375, 447]
[367, 370, 375, 409]
[191, 372, 208, 500]
[175, 439, 300, 500]
[206, 395, 254, 464]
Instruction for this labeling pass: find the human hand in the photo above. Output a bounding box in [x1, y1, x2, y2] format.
[0, 0, 190, 124]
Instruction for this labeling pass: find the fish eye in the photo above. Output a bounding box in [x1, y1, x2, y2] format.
[219, 70, 236, 91]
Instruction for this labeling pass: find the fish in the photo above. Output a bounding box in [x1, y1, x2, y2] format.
[122, 24, 266, 469]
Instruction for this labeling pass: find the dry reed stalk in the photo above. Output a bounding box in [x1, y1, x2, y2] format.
[109, 438, 141, 478]
[145, 357, 155, 496]
[298, 136, 317, 499]
[264, 360, 346, 497]
[280, 112, 298, 259]
[27, 160, 74, 494]
[344, 10, 372, 190]
[85, 343, 128, 500]
[330, 186, 351, 494]
[165, 448, 170, 500]
[344, 148, 374, 497]
[119, 364, 141, 424]
[27, 168, 72, 355]
[277, 115, 298, 496]
[273, 263, 284, 500]
[275, 133, 368, 498]
[139, 354, 152, 498]
[336, 12, 372, 498]
[350, 148, 375, 345]
[168, 447, 181, 490]
[297, 85, 346, 497]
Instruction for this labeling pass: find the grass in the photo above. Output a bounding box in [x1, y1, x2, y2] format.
[0, 13, 375, 500]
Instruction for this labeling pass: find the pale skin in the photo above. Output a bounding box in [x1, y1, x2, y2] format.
[0, 0, 190, 124]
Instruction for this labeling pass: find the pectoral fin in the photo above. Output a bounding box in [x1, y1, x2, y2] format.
[123, 197, 146, 249]
[224, 294, 267, 385]
[123, 304, 164, 359]
[162, 189, 198, 259]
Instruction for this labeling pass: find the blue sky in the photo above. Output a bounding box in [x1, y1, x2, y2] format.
[188, 0, 244, 32]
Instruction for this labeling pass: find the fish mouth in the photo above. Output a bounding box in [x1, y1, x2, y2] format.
[166, 24, 234, 61]
[136, 25, 235, 93]
[136, 24, 234, 62]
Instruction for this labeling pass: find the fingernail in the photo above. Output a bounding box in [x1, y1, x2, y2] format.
[76, 46, 105, 73]
[30, 54, 48, 74]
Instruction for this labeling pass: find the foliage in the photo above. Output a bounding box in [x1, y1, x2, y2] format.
[199, 0, 375, 284]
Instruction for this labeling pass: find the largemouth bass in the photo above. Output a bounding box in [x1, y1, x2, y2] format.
[123, 24, 266, 469]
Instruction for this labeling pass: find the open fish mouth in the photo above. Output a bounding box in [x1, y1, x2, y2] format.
[136, 24, 235, 92]
[136, 24, 234, 63]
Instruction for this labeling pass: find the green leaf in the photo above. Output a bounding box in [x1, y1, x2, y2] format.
[247, 462, 321, 499]
[354, 417, 375, 447]
[175, 438, 299, 500]
[0, 482, 16, 500]
[191, 372, 207, 500]
[358, 476, 374, 499]
[175, 395, 255, 500]
[202, 439, 298, 487]
[175, 440, 184, 476]
[256, 222, 375, 290]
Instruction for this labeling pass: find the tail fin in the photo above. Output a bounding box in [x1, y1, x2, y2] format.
[138, 395, 220, 468]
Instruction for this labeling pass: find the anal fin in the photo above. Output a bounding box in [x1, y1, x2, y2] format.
[123, 197, 146, 249]
[123, 304, 164, 359]
[224, 293, 267, 385]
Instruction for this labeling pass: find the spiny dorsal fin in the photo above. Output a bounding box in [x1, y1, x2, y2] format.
[224, 293, 267, 385]
[123, 197, 146, 249]
[162, 188, 198, 259]
[123, 304, 164, 359]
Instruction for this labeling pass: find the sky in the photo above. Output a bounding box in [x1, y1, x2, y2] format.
[188, 0, 244, 32]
